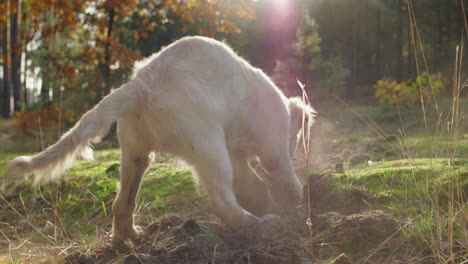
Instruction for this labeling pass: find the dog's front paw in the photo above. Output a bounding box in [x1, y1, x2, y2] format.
[111, 225, 143, 252]
[112, 237, 134, 253]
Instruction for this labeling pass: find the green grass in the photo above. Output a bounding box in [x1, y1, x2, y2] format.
[396, 135, 468, 158]
[323, 97, 467, 141]
[337, 158, 468, 200]
[141, 163, 198, 210]
[0, 149, 201, 246]
[332, 156, 467, 251]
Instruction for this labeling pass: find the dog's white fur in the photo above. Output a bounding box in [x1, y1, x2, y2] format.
[4, 36, 315, 247]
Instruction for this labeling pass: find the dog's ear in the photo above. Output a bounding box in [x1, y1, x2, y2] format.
[288, 97, 316, 157]
[288, 97, 316, 135]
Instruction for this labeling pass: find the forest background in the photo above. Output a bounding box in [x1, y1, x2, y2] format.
[0, 0, 466, 128]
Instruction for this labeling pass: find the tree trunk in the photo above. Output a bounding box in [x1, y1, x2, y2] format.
[458, 0, 467, 40]
[457, 0, 462, 38]
[2, 0, 12, 118]
[40, 70, 50, 104]
[348, 0, 360, 97]
[397, 0, 403, 81]
[11, 0, 23, 112]
[102, 7, 115, 98]
[0, 10, 3, 99]
[364, 0, 371, 83]
[430, 0, 439, 71]
[22, 37, 28, 106]
[40, 8, 51, 105]
[375, 6, 381, 80]
[407, 2, 414, 79]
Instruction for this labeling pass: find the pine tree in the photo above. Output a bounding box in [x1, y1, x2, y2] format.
[273, 12, 350, 100]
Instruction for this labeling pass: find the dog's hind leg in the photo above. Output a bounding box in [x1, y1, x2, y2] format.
[111, 121, 150, 248]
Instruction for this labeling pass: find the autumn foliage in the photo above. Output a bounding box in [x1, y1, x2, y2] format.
[0, 0, 256, 121]
[163, 0, 255, 36]
[13, 104, 74, 140]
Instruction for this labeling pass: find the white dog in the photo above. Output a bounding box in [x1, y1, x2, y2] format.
[4, 36, 315, 247]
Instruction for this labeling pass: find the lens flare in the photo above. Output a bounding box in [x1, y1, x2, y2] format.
[270, 0, 293, 27]
[273, 0, 289, 9]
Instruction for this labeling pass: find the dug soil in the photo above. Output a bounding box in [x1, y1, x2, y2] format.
[66, 172, 418, 264]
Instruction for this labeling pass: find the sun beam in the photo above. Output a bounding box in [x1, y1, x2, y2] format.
[272, 0, 289, 9]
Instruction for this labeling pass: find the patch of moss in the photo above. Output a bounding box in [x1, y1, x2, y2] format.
[140, 164, 197, 210]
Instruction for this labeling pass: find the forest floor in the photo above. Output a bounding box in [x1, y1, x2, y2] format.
[0, 98, 467, 263]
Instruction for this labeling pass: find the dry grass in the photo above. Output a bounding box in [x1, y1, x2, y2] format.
[1, 2, 467, 261]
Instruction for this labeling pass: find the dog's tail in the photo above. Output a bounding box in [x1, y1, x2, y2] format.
[4, 81, 140, 185]
[288, 97, 316, 156]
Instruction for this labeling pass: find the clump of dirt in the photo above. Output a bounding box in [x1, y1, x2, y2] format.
[304, 173, 370, 215]
[315, 210, 397, 253]
[66, 174, 408, 264]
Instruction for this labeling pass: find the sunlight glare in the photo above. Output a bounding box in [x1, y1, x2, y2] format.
[273, 0, 289, 9]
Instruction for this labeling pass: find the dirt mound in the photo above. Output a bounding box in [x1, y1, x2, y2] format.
[304, 173, 370, 215]
[66, 174, 407, 264]
[140, 214, 307, 264]
[67, 211, 309, 264]
[315, 210, 397, 253]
